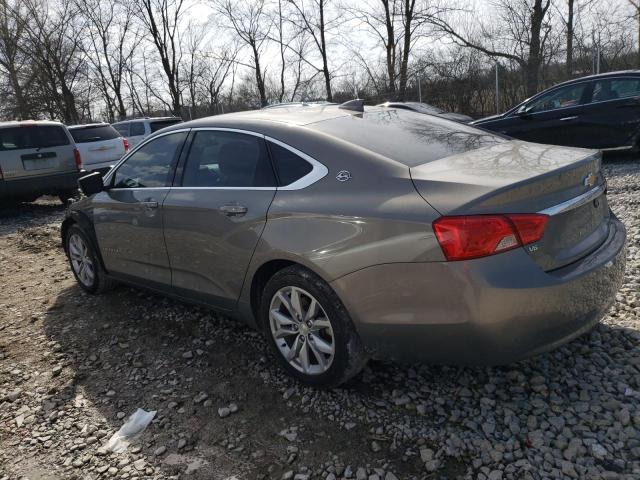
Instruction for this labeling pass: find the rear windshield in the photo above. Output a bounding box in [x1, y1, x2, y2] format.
[0, 125, 70, 151]
[311, 110, 504, 167]
[150, 119, 182, 132]
[70, 125, 120, 143]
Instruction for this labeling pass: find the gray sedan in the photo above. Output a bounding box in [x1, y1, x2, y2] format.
[61, 102, 626, 387]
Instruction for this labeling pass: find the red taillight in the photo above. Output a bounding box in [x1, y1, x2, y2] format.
[0, 164, 3, 180]
[433, 214, 548, 261]
[123, 138, 129, 152]
[73, 148, 82, 170]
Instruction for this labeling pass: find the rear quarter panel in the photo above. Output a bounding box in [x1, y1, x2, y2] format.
[239, 127, 445, 313]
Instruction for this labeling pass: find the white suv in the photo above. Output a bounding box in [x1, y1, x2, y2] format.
[67, 123, 128, 175]
[111, 117, 182, 149]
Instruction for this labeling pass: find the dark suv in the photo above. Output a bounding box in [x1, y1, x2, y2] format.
[472, 71, 640, 150]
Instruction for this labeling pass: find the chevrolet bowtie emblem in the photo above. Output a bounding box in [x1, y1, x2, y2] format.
[583, 172, 596, 188]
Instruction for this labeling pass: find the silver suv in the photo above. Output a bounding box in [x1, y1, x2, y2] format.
[0, 121, 82, 204]
[111, 117, 182, 150]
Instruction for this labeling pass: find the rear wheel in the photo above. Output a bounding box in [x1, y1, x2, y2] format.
[260, 265, 367, 387]
[65, 225, 116, 293]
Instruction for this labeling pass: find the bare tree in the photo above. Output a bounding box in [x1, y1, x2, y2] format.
[135, 0, 187, 115]
[213, 0, 270, 106]
[432, 0, 553, 97]
[628, 0, 640, 67]
[76, 0, 139, 121]
[20, 0, 87, 122]
[288, 0, 335, 101]
[0, 0, 34, 118]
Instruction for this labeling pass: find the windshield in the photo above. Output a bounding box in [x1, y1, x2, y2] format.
[70, 125, 121, 143]
[0, 125, 70, 151]
[408, 103, 444, 115]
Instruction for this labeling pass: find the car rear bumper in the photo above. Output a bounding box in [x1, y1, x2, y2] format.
[0, 171, 81, 200]
[330, 215, 626, 365]
[83, 159, 120, 174]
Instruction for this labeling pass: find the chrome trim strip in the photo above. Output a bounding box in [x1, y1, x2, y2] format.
[104, 126, 328, 192]
[103, 128, 192, 184]
[538, 183, 606, 216]
[265, 136, 328, 190]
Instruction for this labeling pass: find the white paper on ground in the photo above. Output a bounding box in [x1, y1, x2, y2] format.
[104, 408, 156, 453]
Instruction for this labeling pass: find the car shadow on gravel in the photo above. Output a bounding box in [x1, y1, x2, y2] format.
[41, 276, 640, 478]
[42, 284, 420, 479]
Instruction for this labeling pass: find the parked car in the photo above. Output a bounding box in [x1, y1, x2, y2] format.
[472, 71, 640, 150]
[67, 123, 128, 176]
[0, 120, 82, 204]
[62, 103, 626, 387]
[111, 117, 182, 149]
[377, 101, 473, 122]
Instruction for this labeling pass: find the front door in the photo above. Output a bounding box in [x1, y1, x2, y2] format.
[162, 129, 277, 309]
[93, 131, 188, 285]
[502, 81, 592, 147]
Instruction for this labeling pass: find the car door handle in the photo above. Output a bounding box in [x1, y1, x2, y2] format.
[559, 116, 578, 121]
[219, 204, 248, 216]
[142, 200, 158, 209]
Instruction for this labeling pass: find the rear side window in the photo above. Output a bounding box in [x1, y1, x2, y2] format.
[0, 126, 70, 151]
[70, 125, 120, 143]
[113, 132, 187, 188]
[150, 119, 182, 132]
[182, 131, 275, 187]
[112, 123, 129, 136]
[268, 142, 312, 186]
[130, 122, 145, 136]
[592, 78, 640, 102]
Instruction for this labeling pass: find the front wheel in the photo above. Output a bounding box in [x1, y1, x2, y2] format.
[260, 265, 367, 388]
[65, 225, 116, 293]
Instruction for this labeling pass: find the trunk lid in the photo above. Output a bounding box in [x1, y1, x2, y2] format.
[411, 141, 608, 271]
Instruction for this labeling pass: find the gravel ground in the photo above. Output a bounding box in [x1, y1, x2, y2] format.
[0, 157, 639, 480]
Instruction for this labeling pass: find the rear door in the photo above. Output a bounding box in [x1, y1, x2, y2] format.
[0, 124, 76, 181]
[93, 131, 188, 286]
[577, 77, 640, 149]
[501, 81, 592, 147]
[162, 129, 276, 309]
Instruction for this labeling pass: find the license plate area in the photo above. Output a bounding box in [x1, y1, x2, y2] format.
[21, 152, 58, 170]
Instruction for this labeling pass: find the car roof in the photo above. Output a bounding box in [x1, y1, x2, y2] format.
[67, 123, 111, 129]
[162, 105, 358, 132]
[0, 120, 65, 129]
[551, 70, 640, 89]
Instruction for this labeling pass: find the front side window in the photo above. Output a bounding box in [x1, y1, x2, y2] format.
[268, 142, 313, 186]
[130, 122, 145, 136]
[182, 130, 275, 187]
[592, 78, 640, 102]
[113, 132, 187, 188]
[525, 83, 588, 113]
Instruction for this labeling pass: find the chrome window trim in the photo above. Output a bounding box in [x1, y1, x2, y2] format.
[264, 136, 328, 190]
[103, 126, 328, 191]
[103, 128, 192, 185]
[538, 183, 606, 216]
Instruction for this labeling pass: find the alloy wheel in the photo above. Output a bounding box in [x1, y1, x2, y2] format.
[269, 286, 335, 375]
[68, 233, 95, 287]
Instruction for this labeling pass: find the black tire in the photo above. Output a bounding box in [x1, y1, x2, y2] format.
[259, 265, 368, 388]
[65, 225, 117, 294]
[58, 190, 78, 205]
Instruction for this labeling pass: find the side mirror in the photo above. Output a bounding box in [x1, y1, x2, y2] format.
[78, 171, 105, 196]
